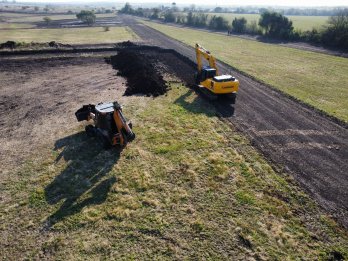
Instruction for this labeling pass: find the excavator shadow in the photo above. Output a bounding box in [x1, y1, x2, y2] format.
[45, 131, 120, 227]
[174, 88, 235, 118]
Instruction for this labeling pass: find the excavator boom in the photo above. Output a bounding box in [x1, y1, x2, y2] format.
[195, 43, 219, 75]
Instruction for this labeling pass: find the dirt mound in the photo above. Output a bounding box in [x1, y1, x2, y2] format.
[114, 41, 137, 48]
[0, 41, 16, 49]
[0, 41, 72, 50]
[110, 50, 167, 97]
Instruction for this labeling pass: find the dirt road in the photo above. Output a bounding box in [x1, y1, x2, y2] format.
[120, 16, 348, 227]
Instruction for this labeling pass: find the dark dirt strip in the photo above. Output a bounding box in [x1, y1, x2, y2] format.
[120, 16, 348, 228]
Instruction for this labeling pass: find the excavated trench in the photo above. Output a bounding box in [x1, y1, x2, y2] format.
[108, 43, 196, 97]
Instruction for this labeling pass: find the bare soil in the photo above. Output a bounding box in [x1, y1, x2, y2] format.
[0, 55, 127, 172]
[120, 16, 348, 228]
[0, 45, 197, 172]
[109, 49, 168, 97]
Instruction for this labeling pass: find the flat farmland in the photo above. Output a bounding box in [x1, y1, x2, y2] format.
[0, 23, 35, 29]
[6, 13, 116, 23]
[142, 20, 348, 123]
[0, 26, 138, 44]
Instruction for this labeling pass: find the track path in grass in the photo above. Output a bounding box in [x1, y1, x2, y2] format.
[120, 15, 348, 228]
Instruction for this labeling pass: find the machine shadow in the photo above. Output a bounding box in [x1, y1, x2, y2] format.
[45, 132, 120, 226]
[174, 88, 235, 118]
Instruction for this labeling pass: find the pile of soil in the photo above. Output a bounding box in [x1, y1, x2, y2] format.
[0, 41, 71, 50]
[114, 41, 136, 48]
[110, 50, 167, 97]
[0, 41, 16, 49]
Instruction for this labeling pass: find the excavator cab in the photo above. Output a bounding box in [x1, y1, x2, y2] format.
[197, 66, 217, 82]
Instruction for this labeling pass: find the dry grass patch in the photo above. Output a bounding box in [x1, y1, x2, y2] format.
[0, 26, 138, 44]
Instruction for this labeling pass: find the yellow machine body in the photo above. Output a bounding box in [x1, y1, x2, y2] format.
[195, 43, 239, 95]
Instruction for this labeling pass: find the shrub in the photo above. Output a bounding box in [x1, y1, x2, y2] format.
[232, 17, 247, 33]
[209, 15, 229, 30]
[119, 3, 134, 14]
[259, 11, 294, 39]
[43, 17, 52, 25]
[76, 10, 96, 26]
[322, 9, 348, 49]
[164, 11, 176, 23]
[186, 12, 208, 27]
[245, 20, 262, 35]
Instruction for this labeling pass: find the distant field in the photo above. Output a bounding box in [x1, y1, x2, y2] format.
[208, 13, 328, 31]
[143, 20, 348, 122]
[0, 23, 34, 29]
[0, 12, 32, 18]
[0, 26, 137, 44]
[5, 13, 115, 23]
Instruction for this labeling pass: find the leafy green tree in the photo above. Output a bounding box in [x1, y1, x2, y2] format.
[119, 3, 134, 14]
[164, 11, 175, 22]
[214, 7, 223, 13]
[259, 11, 293, 39]
[43, 16, 52, 25]
[232, 17, 247, 33]
[322, 9, 348, 49]
[209, 15, 228, 30]
[150, 8, 160, 19]
[187, 11, 194, 26]
[76, 10, 96, 26]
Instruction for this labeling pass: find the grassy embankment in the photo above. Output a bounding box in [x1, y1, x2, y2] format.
[142, 20, 348, 123]
[208, 13, 328, 31]
[0, 26, 138, 44]
[1, 81, 347, 259]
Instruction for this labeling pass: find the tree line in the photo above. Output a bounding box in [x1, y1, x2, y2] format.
[119, 3, 348, 50]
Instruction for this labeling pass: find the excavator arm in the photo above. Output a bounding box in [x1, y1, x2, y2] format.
[195, 43, 219, 75]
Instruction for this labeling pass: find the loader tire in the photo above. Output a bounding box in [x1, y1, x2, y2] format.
[85, 125, 96, 137]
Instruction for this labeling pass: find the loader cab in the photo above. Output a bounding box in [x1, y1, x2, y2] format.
[198, 66, 217, 82]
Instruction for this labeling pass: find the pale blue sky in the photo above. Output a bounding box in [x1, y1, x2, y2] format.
[17, 0, 348, 7]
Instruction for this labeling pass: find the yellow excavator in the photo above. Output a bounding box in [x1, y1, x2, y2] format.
[195, 43, 239, 101]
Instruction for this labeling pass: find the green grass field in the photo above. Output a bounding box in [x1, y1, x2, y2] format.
[0, 26, 138, 44]
[0, 23, 35, 29]
[2, 82, 347, 259]
[143, 20, 348, 123]
[208, 13, 329, 31]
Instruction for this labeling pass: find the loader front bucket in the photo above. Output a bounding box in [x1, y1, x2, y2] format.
[75, 104, 96, 122]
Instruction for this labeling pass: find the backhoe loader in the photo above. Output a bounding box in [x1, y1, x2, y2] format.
[195, 43, 239, 101]
[75, 101, 135, 149]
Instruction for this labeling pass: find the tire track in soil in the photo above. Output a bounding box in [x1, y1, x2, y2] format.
[121, 16, 348, 228]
